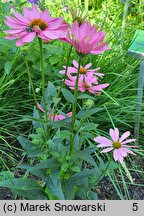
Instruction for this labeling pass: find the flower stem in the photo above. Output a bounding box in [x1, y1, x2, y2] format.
[39, 38, 47, 122]
[70, 56, 82, 152]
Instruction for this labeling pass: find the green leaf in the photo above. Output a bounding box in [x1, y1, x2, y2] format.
[45, 170, 65, 200]
[49, 56, 59, 65]
[73, 133, 79, 150]
[46, 82, 58, 97]
[62, 180, 75, 200]
[4, 61, 12, 75]
[0, 178, 46, 200]
[0, 171, 14, 181]
[77, 108, 104, 118]
[75, 148, 97, 167]
[71, 166, 81, 172]
[61, 162, 69, 172]
[70, 169, 96, 186]
[17, 136, 43, 157]
[55, 130, 71, 140]
[18, 158, 60, 172]
[61, 88, 74, 104]
[80, 123, 98, 131]
[32, 106, 41, 129]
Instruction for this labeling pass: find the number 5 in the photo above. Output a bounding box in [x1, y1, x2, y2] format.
[132, 203, 138, 211]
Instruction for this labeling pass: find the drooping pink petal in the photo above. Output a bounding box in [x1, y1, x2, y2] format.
[21, 32, 36, 42]
[67, 112, 72, 117]
[113, 149, 118, 161]
[37, 103, 45, 113]
[66, 21, 110, 55]
[5, 35, 20, 40]
[119, 148, 127, 157]
[16, 38, 26, 46]
[43, 30, 64, 39]
[117, 150, 124, 163]
[124, 148, 136, 155]
[48, 18, 63, 30]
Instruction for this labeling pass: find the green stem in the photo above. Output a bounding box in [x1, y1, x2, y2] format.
[39, 38, 48, 123]
[70, 56, 82, 151]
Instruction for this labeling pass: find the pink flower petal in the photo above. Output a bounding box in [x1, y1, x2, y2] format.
[109, 128, 119, 142]
[101, 147, 113, 153]
[124, 148, 136, 155]
[31, 6, 40, 19]
[43, 30, 64, 39]
[67, 112, 72, 117]
[21, 32, 36, 42]
[13, 11, 29, 24]
[40, 9, 50, 22]
[37, 103, 45, 113]
[119, 148, 127, 157]
[48, 18, 63, 30]
[85, 63, 92, 69]
[113, 149, 119, 161]
[117, 150, 124, 163]
[121, 139, 136, 145]
[16, 38, 26, 46]
[73, 60, 78, 68]
[94, 136, 112, 146]
[119, 131, 130, 143]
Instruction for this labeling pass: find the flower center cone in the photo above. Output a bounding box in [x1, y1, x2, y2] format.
[29, 18, 48, 30]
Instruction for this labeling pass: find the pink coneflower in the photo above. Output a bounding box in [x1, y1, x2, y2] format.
[94, 128, 137, 163]
[37, 103, 72, 121]
[4, 6, 69, 46]
[64, 21, 110, 55]
[65, 73, 109, 94]
[59, 60, 104, 82]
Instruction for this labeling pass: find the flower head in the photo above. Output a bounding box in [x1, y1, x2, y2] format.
[37, 103, 72, 121]
[94, 128, 137, 163]
[64, 21, 110, 55]
[59, 60, 104, 82]
[4, 6, 69, 46]
[65, 73, 109, 94]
